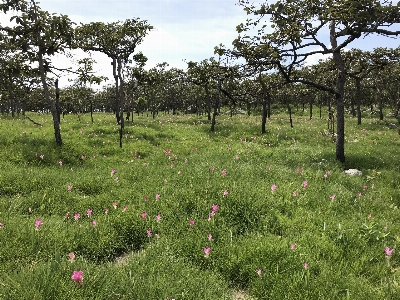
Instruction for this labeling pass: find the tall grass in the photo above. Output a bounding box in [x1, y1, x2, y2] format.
[0, 109, 399, 299]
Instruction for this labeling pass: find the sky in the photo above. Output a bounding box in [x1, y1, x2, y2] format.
[1, 0, 399, 87]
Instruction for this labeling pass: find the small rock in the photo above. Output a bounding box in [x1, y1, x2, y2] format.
[343, 169, 362, 176]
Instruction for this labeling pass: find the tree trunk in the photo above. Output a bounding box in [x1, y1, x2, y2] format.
[38, 50, 62, 145]
[356, 77, 362, 125]
[330, 21, 345, 163]
[309, 96, 313, 120]
[288, 104, 293, 128]
[205, 85, 211, 121]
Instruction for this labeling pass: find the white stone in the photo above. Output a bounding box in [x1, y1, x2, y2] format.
[343, 169, 362, 176]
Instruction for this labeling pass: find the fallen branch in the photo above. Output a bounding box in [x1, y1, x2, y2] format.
[24, 115, 42, 126]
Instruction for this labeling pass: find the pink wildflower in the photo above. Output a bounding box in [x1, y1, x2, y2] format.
[156, 194, 160, 200]
[330, 195, 336, 200]
[66, 211, 70, 218]
[156, 214, 161, 221]
[304, 262, 309, 269]
[123, 206, 128, 211]
[147, 229, 152, 237]
[0, 222, 3, 228]
[35, 219, 42, 229]
[203, 247, 211, 257]
[113, 202, 118, 209]
[257, 268, 262, 276]
[92, 220, 97, 226]
[141, 212, 147, 218]
[59, 161, 63, 166]
[212, 204, 219, 212]
[221, 169, 227, 176]
[271, 184, 277, 191]
[293, 190, 297, 197]
[71, 270, 83, 286]
[291, 243, 296, 250]
[207, 234, 212, 241]
[111, 169, 116, 176]
[104, 208, 109, 214]
[68, 252, 75, 262]
[223, 190, 229, 196]
[385, 246, 394, 256]
[189, 220, 195, 226]
[67, 185, 72, 191]
[86, 209, 92, 217]
[74, 214, 80, 220]
[303, 181, 308, 188]
[323, 174, 327, 179]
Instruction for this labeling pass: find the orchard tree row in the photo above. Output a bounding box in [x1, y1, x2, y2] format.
[1, 0, 400, 162]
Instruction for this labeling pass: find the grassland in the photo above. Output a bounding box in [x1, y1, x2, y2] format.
[0, 108, 399, 299]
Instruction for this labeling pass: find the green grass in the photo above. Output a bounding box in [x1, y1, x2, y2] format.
[0, 109, 399, 299]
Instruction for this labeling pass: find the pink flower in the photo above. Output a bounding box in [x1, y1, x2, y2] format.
[40, 154, 44, 159]
[208, 215, 211, 221]
[111, 169, 116, 176]
[358, 192, 362, 197]
[323, 174, 327, 179]
[293, 190, 297, 197]
[385, 246, 394, 256]
[371, 184, 375, 188]
[207, 234, 212, 241]
[141, 212, 147, 218]
[71, 270, 83, 286]
[156, 214, 161, 221]
[74, 213, 80, 220]
[86, 209, 92, 217]
[66, 212, 70, 218]
[104, 208, 109, 214]
[113, 202, 118, 209]
[291, 243, 296, 250]
[271, 184, 277, 191]
[367, 214, 372, 219]
[235, 155, 239, 160]
[123, 206, 128, 211]
[144, 195, 149, 201]
[223, 190, 229, 196]
[67, 185, 72, 191]
[212, 204, 219, 212]
[163, 179, 168, 183]
[257, 268, 262, 276]
[304, 262, 309, 269]
[363, 185, 368, 190]
[147, 229, 152, 237]
[221, 169, 227, 176]
[303, 181, 308, 188]
[203, 247, 211, 257]
[68, 252, 75, 262]
[330, 195, 336, 200]
[189, 220, 195, 226]
[59, 161, 63, 166]
[210, 167, 215, 171]
[114, 177, 119, 182]
[0, 222, 3, 229]
[92, 220, 97, 226]
[35, 219, 42, 229]
[156, 194, 160, 200]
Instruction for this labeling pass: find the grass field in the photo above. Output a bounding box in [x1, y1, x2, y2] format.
[0, 109, 399, 299]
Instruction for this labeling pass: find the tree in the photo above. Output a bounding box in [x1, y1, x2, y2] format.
[1, 0, 75, 145]
[75, 19, 152, 147]
[238, 0, 400, 163]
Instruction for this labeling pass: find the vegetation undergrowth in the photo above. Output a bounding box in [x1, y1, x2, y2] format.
[0, 109, 399, 299]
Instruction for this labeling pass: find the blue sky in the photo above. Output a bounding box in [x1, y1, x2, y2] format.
[1, 0, 399, 87]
